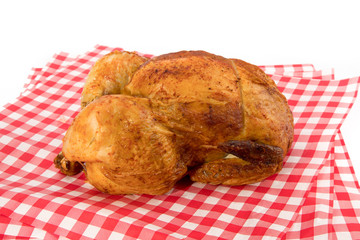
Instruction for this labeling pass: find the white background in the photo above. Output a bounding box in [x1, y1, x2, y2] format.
[1, 1, 359, 180]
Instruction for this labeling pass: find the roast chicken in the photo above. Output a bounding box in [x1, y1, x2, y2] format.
[54, 50, 294, 195]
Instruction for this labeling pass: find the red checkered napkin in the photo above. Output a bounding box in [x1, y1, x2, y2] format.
[260, 64, 315, 75]
[0, 214, 65, 240]
[260, 64, 336, 81]
[332, 132, 360, 237]
[270, 69, 360, 239]
[284, 130, 360, 239]
[0, 46, 359, 239]
[271, 67, 360, 238]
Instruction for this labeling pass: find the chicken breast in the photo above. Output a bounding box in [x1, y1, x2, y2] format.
[125, 51, 293, 185]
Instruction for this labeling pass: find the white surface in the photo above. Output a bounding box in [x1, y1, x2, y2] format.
[1, 0, 359, 181]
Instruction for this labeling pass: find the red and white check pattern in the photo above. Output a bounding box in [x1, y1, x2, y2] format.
[0, 45, 359, 239]
[268, 67, 360, 239]
[284, 131, 360, 239]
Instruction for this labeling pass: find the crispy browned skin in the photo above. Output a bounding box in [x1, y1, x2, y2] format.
[54, 151, 83, 176]
[63, 95, 187, 195]
[58, 50, 294, 195]
[56, 51, 148, 176]
[218, 140, 284, 164]
[81, 50, 148, 108]
[230, 58, 294, 155]
[126, 51, 293, 186]
[125, 51, 244, 165]
[189, 140, 284, 185]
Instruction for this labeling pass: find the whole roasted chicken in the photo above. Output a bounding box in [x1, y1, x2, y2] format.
[54, 50, 294, 195]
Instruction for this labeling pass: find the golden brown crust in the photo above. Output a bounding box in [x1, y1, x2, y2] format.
[53, 152, 82, 176]
[126, 50, 293, 154]
[189, 157, 282, 185]
[231, 58, 294, 155]
[149, 50, 235, 71]
[218, 140, 284, 164]
[189, 140, 284, 185]
[125, 50, 241, 104]
[81, 51, 148, 108]
[230, 58, 278, 88]
[58, 50, 294, 195]
[62, 95, 187, 195]
[125, 51, 245, 167]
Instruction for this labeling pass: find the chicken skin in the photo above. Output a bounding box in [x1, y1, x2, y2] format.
[55, 50, 294, 195]
[81, 50, 148, 108]
[125, 51, 293, 187]
[62, 95, 186, 195]
[54, 51, 147, 176]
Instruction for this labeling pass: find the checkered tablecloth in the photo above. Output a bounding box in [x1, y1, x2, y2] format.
[0, 45, 359, 239]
